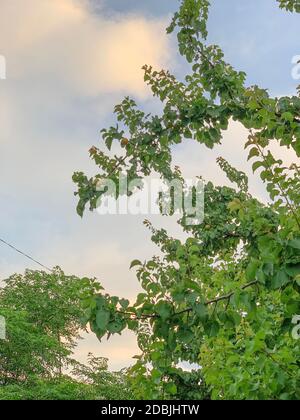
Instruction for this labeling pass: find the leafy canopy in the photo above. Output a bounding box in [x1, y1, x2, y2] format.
[74, 0, 300, 400]
[0, 268, 131, 400]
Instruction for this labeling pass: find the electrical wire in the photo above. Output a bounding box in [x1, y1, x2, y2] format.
[0, 237, 52, 272]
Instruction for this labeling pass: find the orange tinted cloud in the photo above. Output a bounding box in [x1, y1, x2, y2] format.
[0, 0, 172, 97]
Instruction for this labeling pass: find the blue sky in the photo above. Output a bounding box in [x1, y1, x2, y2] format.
[92, 0, 177, 16]
[0, 0, 299, 369]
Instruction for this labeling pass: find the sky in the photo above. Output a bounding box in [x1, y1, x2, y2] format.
[0, 0, 299, 370]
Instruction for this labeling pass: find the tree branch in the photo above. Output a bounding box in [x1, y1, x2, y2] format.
[117, 280, 259, 321]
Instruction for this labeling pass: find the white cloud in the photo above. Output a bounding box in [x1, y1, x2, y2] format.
[0, 0, 173, 368]
[0, 0, 172, 98]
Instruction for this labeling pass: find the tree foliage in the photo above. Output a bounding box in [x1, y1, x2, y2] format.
[74, 0, 300, 400]
[0, 269, 130, 400]
[0, 377, 130, 401]
[278, 0, 300, 12]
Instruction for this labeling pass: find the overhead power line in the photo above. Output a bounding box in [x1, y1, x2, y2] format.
[0, 237, 52, 272]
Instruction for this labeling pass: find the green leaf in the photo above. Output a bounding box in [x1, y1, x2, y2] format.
[150, 351, 161, 362]
[155, 301, 172, 321]
[288, 238, 300, 250]
[165, 383, 177, 395]
[105, 137, 113, 151]
[205, 321, 220, 338]
[96, 310, 110, 329]
[246, 260, 260, 282]
[272, 270, 289, 289]
[252, 161, 265, 173]
[130, 259, 142, 269]
[177, 328, 194, 343]
[119, 299, 130, 309]
[185, 279, 202, 294]
[281, 112, 294, 123]
[107, 319, 125, 334]
[195, 303, 208, 321]
[135, 293, 147, 306]
[228, 198, 242, 212]
[285, 264, 300, 278]
[247, 147, 260, 160]
[151, 369, 162, 384]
